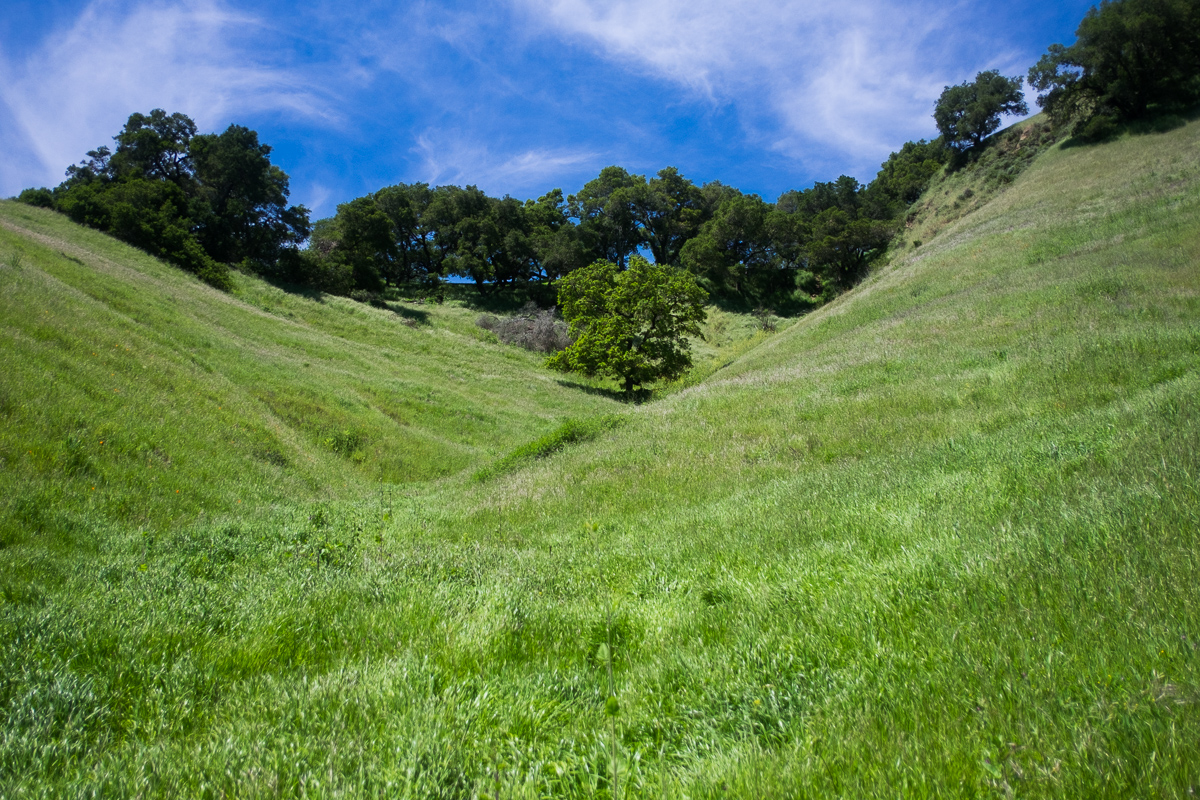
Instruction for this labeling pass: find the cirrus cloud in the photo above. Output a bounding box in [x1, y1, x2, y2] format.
[514, 0, 1047, 177]
[0, 0, 329, 196]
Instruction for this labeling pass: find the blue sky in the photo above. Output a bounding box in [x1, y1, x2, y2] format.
[1, 0, 1095, 219]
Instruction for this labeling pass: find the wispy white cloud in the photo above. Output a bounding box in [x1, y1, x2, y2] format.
[513, 0, 1032, 179]
[414, 131, 599, 196]
[0, 0, 330, 196]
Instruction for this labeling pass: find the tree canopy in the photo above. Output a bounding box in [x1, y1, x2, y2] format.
[21, 105, 960, 308]
[1029, 0, 1200, 137]
[934, 71, 1029, 151]
[547, 257, 708, 394]
[22, 110, 309, 290]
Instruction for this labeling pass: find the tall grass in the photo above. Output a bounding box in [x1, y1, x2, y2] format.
[2, 116, 1199, 797]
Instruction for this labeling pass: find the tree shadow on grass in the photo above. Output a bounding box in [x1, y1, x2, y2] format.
[1060, 105, 1200, 149]
[705, 292, 822, 317]
[386, 302, 432, 326]
[553, 379, 643, 403]
[260, 278, 329, 303]
[392, 281, 558, 314]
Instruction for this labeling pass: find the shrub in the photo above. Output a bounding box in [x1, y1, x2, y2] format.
[752, 305, 778, 332]
[16, 188, 54, 208]
[476, 302, 570, 353]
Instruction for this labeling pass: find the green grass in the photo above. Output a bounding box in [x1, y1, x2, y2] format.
[474, 415, 626, 482]
[2, 117, 1199, 797]
[0, 203, 625, 539]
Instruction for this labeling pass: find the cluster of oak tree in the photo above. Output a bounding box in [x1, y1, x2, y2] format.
[297, 0, 1200, 308]
[17, 110, 310, 292]
[303, 154, 942, 309]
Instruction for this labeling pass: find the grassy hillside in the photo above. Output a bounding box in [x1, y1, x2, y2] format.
[0, 204, 628, 540]
[2, 117, 1199, 798]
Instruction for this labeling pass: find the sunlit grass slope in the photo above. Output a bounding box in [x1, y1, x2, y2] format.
[0, 202, 623, 543]
[2, 118, 1199, 798]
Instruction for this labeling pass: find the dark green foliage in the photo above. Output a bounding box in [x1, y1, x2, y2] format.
[23, 109, 307, 291]
[680, 193, 789, 303]
[107, 109, 196, 185]
[324, 196, 392, 292]
[548, 257, 708, 394]
[189, 125, 311, 272]
[524, 189, 592, 280]
[307, 152, 942, 310]
[290, 248, 354, 296]
[1029, 0, 1200, 135]
[54, 174, 232, 290]
[776, 176, 897, 296]
[680, 166, 919, 308]
[777, 174, 864, 218]
[568, 166, 646, 268]
[449, 192, 541, 294]
[808, 209, 897, 292]
[862, 139, 951, 217]
[636, 167, 713, 266]
[566, 165, 716, 269]
[15, 188, 54, 208]
[312, 183, 565, 296]
[934, 71, 1029, 151]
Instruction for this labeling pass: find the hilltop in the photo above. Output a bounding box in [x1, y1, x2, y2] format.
[1, 116, 1198, 797]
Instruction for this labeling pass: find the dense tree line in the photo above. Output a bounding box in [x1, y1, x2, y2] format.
[309, 142, 950, 310]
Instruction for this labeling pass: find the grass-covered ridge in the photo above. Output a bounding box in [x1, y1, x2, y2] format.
[2, 118, 1199, 797]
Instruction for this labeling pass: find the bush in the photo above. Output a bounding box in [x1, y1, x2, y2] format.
[476, 302, 570, 353]
[752, 306, 778, 332]
[15, 188, 54, 208]
[293, 250, 354, 296]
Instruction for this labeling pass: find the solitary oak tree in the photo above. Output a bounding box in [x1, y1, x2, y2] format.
[934, 71, 1029, 151]
[547, 256, 707, 395]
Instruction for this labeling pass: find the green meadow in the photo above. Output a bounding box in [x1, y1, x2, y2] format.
[2, 117, 1199, 797]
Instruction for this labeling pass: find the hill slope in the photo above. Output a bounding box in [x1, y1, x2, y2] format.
[2, 119, 1199, 797]
[0, 203, 623, 543]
